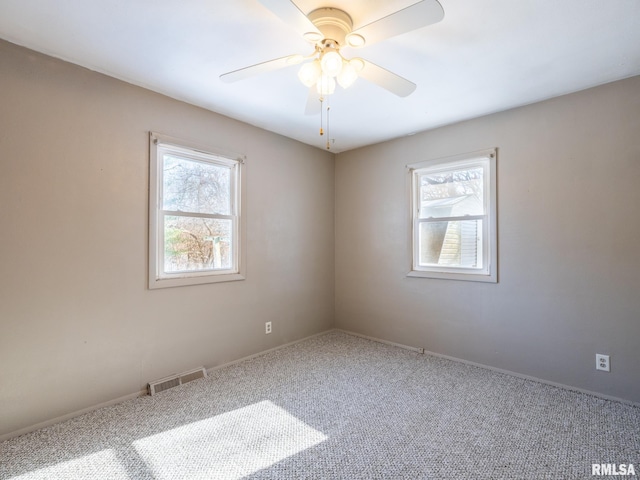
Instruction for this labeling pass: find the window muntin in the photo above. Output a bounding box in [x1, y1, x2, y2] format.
[150, 133, 245, 288]
[409, 149, 497, 282]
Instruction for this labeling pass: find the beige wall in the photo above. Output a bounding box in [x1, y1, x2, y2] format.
[336, 76, 640, 404]
[2, 37, 639, 440]
[0, 41, 335, 438]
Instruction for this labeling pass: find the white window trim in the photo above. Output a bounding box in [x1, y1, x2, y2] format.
[149, 132, 246, 289]
[407, 148, 497, 283]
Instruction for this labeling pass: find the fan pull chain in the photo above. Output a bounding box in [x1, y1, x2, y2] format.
[326, 105, 331, 150]
[319, 95, 324, 136]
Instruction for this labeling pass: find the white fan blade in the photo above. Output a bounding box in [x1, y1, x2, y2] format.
[358, 60, 416, 97]
[220, 55, 303, 83]
[257, 0, 321, 39]
[305, 87, 321, 115]
[349, 0, 444, 47]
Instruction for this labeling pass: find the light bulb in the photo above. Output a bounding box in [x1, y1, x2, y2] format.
[316, 74, 336, 95]
[320, 50, 343, 77]
[297, 61, 321, 88]
[337, 61, 358, 89]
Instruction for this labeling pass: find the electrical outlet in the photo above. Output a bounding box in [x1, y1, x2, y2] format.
[265, 321, 272, 334]
[596, 354, 610, 372]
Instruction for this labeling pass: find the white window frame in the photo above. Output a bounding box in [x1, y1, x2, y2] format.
[149, 132, 246, 289]
[407, 148, 497, 283]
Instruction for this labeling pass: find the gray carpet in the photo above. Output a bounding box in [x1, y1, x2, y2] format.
[1, 331, 638, 479]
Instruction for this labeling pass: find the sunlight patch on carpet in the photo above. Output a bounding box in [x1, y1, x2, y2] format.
[132, 400, 327, 479]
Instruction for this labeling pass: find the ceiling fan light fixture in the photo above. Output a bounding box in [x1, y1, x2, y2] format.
[337, 61, 358, 89]
[298, 60, 321, 87]
[320, 48, 343, 77]
[349, 58, 365, 72]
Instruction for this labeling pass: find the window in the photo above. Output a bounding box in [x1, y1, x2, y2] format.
[408, 149, 497, 282]
[149, 133, 245, 289]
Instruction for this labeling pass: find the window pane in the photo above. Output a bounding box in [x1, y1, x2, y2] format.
[418, 220, 483, 268]
[419, 166, 483, 219]
[164, 216, 233, 273]
[163, 155, 231, 215]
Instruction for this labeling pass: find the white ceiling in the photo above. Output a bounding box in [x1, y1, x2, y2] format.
[1, 0, 639, 152]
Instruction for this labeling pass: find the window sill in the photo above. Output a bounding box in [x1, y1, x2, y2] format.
[149, 272, 245, 289]
[407, 269, 497, 283]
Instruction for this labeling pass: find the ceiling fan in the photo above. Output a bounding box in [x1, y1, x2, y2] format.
[220, 0, 445, 105]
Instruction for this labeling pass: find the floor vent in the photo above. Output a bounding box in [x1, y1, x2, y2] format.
[148, 367, 207, 396]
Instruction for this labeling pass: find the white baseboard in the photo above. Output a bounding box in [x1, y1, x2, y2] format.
[6, 327, 633, 443]
[0, 389, 147, 443]
[1, 328, 335, 443]
[337, 329, 640, 408]
[334, 328, 425, 354]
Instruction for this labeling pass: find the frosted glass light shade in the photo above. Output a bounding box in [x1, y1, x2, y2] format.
[350, 58, 365, 72]
[337, 62, 358, 89]
[320, 50, 343, 77]
[298, 61, 321, 88]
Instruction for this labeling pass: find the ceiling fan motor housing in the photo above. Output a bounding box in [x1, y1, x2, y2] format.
[307, 8, 353, 47]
